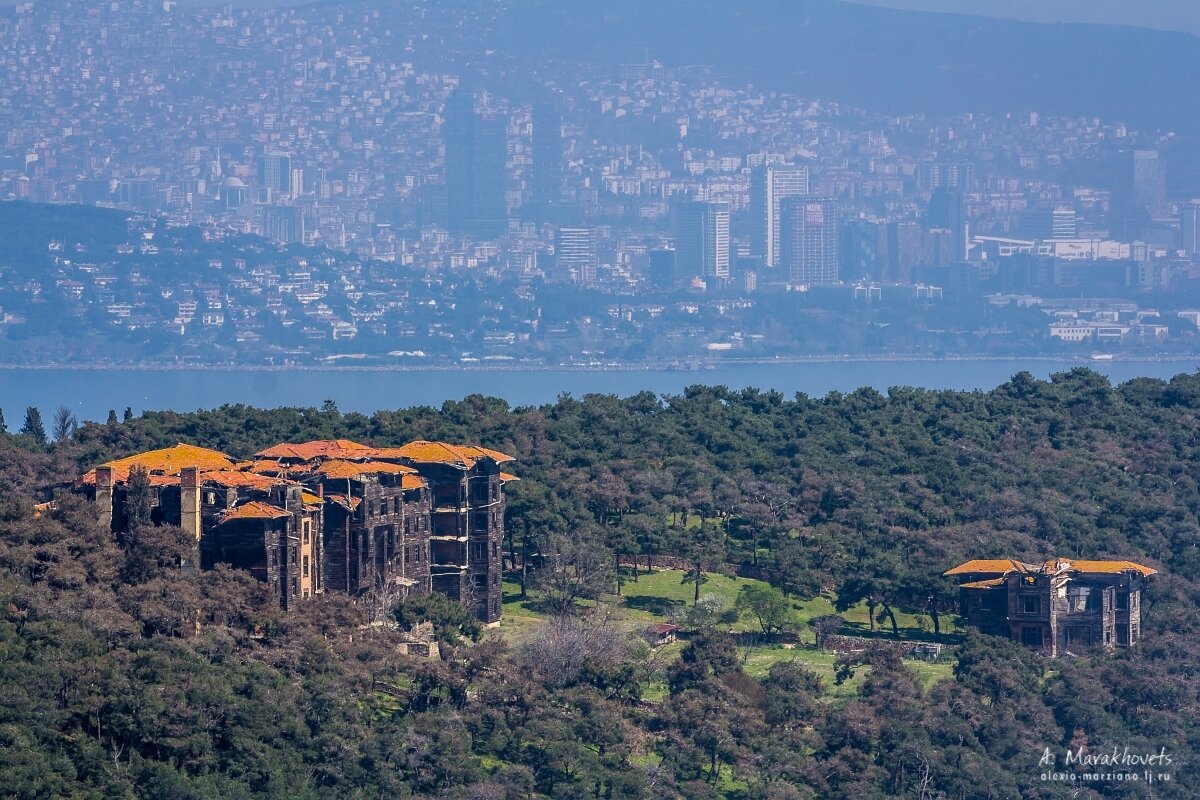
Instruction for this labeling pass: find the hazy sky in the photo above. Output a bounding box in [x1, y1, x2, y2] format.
[851, 0, 1200, 36]
[180, 1, 1200, 36]
[4, 0, 1198, 36]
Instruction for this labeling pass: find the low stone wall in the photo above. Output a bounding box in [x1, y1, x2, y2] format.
[616, 553, 767, 579]
[822, 634, 948, 661]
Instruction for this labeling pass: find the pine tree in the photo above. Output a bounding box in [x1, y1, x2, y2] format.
[0, 407, 6, 433]
[107, 409, 118, 426]
[20, 407, 47, 445]
[123, 407, 134, 422]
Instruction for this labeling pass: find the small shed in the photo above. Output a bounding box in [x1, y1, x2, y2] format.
[910, 642, 944, 661]
[642, 623, 678, 647]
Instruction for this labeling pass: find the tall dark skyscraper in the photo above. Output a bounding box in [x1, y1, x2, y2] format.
[444, 90, 507, 238]
[780, 197, 839, 284]
[1133, 149, 1167, 217]
[927, 188, 966, 260]
[1181, 200, 1200, 254]
[473, 116, 507, 235]
[888, 220, 925, 283]
[262, 205, 305, 245]
[531, 103, 564, 220]
[673, 200, 730, 282]
[750, 163, 809, 268]
[840, 217, 888, 281]
[256, 152, 293, 201]
[647, 248, 676, 288]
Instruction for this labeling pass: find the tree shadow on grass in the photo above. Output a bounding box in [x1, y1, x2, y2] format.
[623, 595, 687, 617]
[840, 619, 963, 644]
[518, 598, 584, 615]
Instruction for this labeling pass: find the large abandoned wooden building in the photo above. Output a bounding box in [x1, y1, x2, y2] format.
[77, 439, 516, 622]
[945, 557, 1156, 656]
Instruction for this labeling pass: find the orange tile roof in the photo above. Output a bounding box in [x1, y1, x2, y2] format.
[80, 444, 235, 485]
[148, 474, 183, 487]
[301, 490, 323, 507]
[947, 557, 1159, 579]
[308, 459, 418, 480]
[959, 577, 1007, 590]
[378, 440, 515, 467]
[219, 501, 290, 522]
[400, 474, 427, 491]
[944, 559, 1030, 577]
[253, 439, 374, 461]
[200, 470, 284, 490]
[499, 472, 520, 482]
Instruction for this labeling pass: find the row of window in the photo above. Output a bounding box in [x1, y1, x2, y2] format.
[354, 526, 430, 565]
[1021, 623, 1138, 648]
[365, 496, 407, 520]
[470, 541, 501, 562]
[1019, 591, 1135, 615]
[269, 544, 303, 568]
[472, 572, 501, 590]
[274, 578, 313, 603]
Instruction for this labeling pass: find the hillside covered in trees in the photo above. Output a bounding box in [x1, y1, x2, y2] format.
[0, 368, 1197, 798]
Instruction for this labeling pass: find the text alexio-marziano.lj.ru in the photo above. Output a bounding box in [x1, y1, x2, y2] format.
[1039, 745, 1174, 784]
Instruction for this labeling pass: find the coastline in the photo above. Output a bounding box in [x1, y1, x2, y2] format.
[2, 354, 1198, 373]
[4, 356, 1198, 422]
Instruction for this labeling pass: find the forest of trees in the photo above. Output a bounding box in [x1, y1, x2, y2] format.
[0, 368, 1197, 798]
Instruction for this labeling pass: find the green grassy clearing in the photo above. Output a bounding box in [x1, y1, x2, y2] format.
[616, 567, 963, 640]
[497, 568, 959, 703]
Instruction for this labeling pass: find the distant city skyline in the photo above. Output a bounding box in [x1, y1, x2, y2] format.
[3, 0, 1200, 367]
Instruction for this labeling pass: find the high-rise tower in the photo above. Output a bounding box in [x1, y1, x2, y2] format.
[257, 151, 293, 201]
[1181, 200, 1200, 254]
[673, 200, 730, 282]
[444, 90, 508, 238]
[1134, 150, 1167, 217]
[555, 226, 597, 283]
[751, 163, 810, 269]
[780, 197, 839, 284]
[531, 103, 564, 220]
[927, 188, 967, 260]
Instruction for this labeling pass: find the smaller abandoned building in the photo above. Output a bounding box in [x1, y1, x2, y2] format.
[642, 623, 678, 648]
[945, 558, 1156, 656]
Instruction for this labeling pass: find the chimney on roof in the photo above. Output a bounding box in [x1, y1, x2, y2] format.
[287, 485, 302, 512]
[180, 467, 202, 542]
[95, 466, 114, 531]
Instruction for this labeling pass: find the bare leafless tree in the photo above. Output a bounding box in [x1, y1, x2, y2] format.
[518, 607, 631, 688]
[531, 530, 614, 615]
[52, 406, 77, 442]
[362, 573, 406, 626]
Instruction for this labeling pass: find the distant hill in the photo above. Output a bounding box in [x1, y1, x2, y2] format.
[851, 0, 1200, 37]
[0, 202, 131, 267]
[486, 0, 1200, 136]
